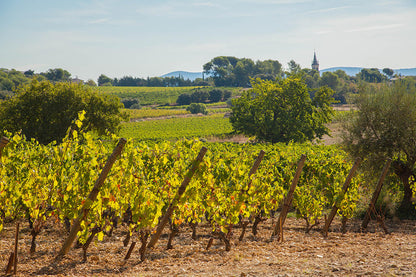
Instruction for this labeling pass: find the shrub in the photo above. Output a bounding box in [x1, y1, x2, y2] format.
[122, 98, 140, 109]
[186, 103, 208, 115]
[191, 90, 209, 103]
[208, 89, 223, 103]
[176, 93, 192, 105]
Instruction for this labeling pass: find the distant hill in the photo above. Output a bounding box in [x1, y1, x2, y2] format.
[321, 67, 416, 77]
[394, 68, 416, 76]
[161, 71, 203, 81]
[162, 67, 416, 81]
[320, 67, 363, 76]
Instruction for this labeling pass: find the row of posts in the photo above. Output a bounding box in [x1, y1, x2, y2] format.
[1, 136, 392, 273]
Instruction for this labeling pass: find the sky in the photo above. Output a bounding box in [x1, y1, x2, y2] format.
[1, 0, 415, 81]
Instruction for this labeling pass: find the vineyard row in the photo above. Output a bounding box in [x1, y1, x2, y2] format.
[0, 125, 383, 264]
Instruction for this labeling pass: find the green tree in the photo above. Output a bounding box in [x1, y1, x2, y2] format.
[203, 56, 237, 86]
[191, 90, 209, 103]
[208, 89, 223, 103]
[0, 80, 126, 144]
[230, 77, 335, 143]
[24, 70, 34, 77]
[203, 56, 283, 87]
[176, 93, 192, 106]
[255, 59, 283, 76]
[85, 79, 97, 86]
[287, 60, 301, 75]
[334, 69, 350, 81]
[357, 68, 386, 83]
[343, 81, 416, 217]
[97, 74, 113, 86]
[0, 78, 15, 91]
[42, 68, 71, 82]
[121, 98, 140, 109]
[222, 90, 232, 100]
[382, 68, 394, 79]
[186, 103, 208, 115]
[319, 71, 339, 90]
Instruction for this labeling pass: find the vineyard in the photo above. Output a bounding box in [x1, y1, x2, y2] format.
[120, 113, 234, 142]
[1, 118, 415, 275]
[125, 108, 190, 120]
[96, 86, 241, 106]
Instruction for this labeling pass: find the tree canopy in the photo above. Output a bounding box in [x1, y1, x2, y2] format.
[356, 68, 386, 83]
[203, 56, 283, 87]
[230, 77, 335, 143]
[343, 81, 416, 217]
[41, 68, 71, 82]
[0, 80, 126, 144]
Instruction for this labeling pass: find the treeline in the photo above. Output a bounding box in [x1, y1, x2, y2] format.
[97, 74, 209, 87]
[176, 88, 232, 106]
[2, 57, 416, 105]
[0, 68, 97, 100]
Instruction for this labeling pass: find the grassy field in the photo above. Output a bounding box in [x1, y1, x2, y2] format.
[120, 113, 233, 141]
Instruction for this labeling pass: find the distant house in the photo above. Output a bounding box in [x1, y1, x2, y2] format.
[70, 77, 84, 84]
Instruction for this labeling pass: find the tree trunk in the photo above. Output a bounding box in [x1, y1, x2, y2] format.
[397, 175, 416, 218]
[394, 161, 416, 218]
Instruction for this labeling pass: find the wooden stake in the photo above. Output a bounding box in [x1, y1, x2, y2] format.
[55, 138, 127, 261]
[240, 150, 265, 195]
[14, 222, 19, 275]
[124, 241, 136, 261]
[361, 159, 391, 231]
[272, 154, 307, 239]
[323, 157, 361, 237]
[238, 150, 265, 241]
[0, 136, 9, 159]
[5, 252, 14, 275]
[147, 147, 207, 249]
[249, 150, 266, 178]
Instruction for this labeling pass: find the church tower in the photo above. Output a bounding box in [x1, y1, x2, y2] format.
[311, 51, 319, 72]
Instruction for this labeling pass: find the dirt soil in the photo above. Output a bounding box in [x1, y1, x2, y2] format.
[1, 217, 415, 276]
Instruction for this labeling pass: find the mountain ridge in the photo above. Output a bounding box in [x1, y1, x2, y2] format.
[321, 67, 416, 76]
[161, 67, 416, 80]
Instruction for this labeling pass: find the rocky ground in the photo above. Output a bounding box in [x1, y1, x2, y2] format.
[1, 216, 415, 276]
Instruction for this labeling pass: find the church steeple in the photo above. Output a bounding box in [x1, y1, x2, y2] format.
[312, 51, 319, 72]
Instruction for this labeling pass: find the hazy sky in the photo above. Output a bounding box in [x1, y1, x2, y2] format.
[1, 0, 415, 81]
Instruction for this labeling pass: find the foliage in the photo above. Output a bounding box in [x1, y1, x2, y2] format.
[287, 60, 301, 75]
[319, 72, 339, 90]
[96, 86, 213, 106]
[41, 68, 71, 82]
[120, 113, 233, 142]
[0, 68, 31, 93]
[343, 80, 416, 217]
[190, 90, 209, 103]
[85, 79, 97, 86]
[382, 68, 394, 78]
[121, 98, 141, 109]
[0, 126, 361, 242]
[97, 86, 242, 107]
[176, 93, 192, 105]
[97, 74, 113, 86]
[177, 88, 233, 106]
[0, 80, 126, 144]
[125, 108, 189, 120]
[356, 68, 386, 83]
[208, 89, 223, 102]
[230, 76, 335, 143]
[186, 103, 208, 115]
[203, 56, 283, 87]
